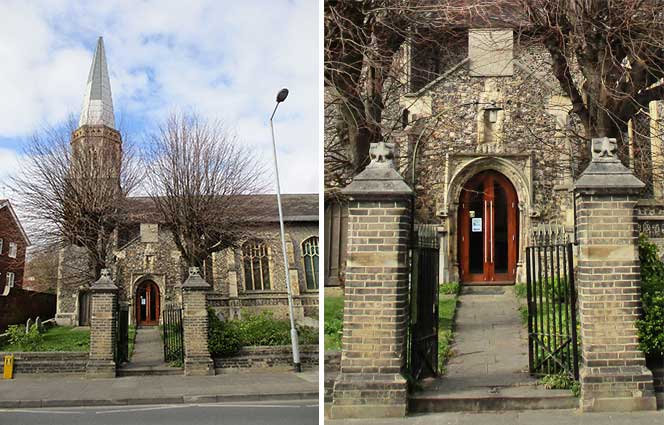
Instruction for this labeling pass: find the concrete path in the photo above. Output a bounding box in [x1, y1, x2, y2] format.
[0, 370, 318, 408]
[430, 285, 535, 392]
[411, 285, 574, 410]
[326, 409, 664, 424]
[129, 327, 165, 367]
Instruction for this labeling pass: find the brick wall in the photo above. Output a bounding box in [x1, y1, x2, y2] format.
[325, 351, 341, 402]
[332, 198, 411, 418]
[0, 288, 56, 332]
[213, 345, 318, 370]
[0, 203, 28, 293]
[575, 191, 657, 411]
[0, 352, 88, 375]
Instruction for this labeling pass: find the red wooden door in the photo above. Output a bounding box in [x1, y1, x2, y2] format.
[458, 171, 518, 284]
[136, 281, 160, 326]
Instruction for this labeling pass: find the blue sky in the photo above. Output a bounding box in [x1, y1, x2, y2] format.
[0, 0, 319, 198]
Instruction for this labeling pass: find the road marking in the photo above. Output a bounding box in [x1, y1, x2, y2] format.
[95, 405, 188, 414]
[0, 400, 319, 416]
[0, 409, 84, 415]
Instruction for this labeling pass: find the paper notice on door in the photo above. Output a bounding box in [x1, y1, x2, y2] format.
[141, 298, 146, 305]
[471, 218, 482, 232]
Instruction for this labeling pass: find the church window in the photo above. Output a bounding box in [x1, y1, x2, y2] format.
[242, 240, 271, 291]
[301, 237, 319, 290]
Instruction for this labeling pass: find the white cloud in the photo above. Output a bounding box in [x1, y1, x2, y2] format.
[0, 0, 319, 193]
[0, 149, 21, 196]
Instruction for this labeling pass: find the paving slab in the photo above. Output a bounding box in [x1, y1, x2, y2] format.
[410, 286, 576, 412]
[326, 409, 664, 425]
[0, 370, 318, 408]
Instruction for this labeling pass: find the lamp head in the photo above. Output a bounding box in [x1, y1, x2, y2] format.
[276, 88, 289, 103]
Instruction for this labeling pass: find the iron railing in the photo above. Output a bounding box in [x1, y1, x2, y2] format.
[116, 303, 129, 364]
[409, 224, 440, 380]
[526, 237, 579, 380]
[163, 304, 184, 364]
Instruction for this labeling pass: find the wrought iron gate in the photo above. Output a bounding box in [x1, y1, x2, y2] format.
[409, 224, 440, 380]
[526, 230, 579, 380]
[163, 304, 184, 364]
[116, 303, 129, 364]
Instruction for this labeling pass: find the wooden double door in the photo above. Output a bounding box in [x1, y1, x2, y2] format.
[458, 171, 519, 284]
[136, 281, 160, 326]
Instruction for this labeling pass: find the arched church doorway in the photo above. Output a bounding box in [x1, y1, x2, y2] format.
[458, 170, 519, 284]
[135, 280, 160, 326]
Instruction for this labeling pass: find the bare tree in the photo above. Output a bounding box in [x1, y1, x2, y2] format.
[324, 1, 522, 183]
[23, 244, 60, 293]
[11, 118, 141, 281]
[521, 0, 664, 159]
[145, 113, 266, 276]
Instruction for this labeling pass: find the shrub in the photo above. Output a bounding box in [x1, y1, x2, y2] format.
[208, 309, 241, 357]
[637, 235, 664, 359]
[207, 309, 318, 357]
[297, 324, 319, 345]
[7, 324, 44, 351]
[539, 374, 580, 397]
[237, 311, 292, 346]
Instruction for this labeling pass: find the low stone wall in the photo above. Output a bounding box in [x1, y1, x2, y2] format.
[324, 351, 341, 402]
[213, 345, 318, 370]
[0, 352, 88, 375]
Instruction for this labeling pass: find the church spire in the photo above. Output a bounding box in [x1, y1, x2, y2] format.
[79, 37, 115, 129]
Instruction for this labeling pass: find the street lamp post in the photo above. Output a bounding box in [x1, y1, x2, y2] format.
[269, 87, 301, 373]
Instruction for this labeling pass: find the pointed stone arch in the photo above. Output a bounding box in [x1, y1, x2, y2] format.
[442, 156, 533, 283]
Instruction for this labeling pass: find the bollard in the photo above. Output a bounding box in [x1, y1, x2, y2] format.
[3, 355, 14, 379]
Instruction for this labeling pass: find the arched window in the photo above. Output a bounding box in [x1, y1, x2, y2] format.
[301, 236, 319, 290]
[242, 240, 271, 291]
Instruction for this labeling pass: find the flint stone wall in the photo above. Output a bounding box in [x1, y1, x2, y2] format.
[213, 345, 318, 371]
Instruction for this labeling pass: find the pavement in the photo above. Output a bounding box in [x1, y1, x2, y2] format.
[0, 399, 319, 425]
[0, 369, 319, 408]
[326, 409, 664, 424]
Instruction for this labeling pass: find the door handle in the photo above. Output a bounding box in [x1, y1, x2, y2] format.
[484, 200, 487, 263]
[490, 200, 493, 263]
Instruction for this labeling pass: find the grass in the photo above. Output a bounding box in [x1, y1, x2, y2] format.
[514, 283, 529, 325]
[438, 291, 458, 374]
[0, 326, 90, 352]
[324, 289, 344, 351]
[127, 325, 136, 359]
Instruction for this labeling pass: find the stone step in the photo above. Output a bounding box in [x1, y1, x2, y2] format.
[409, 387, 578, 412]
[116, 366, 183, 377]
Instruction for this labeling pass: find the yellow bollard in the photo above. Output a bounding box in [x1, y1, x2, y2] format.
[3, 355, 14, 379]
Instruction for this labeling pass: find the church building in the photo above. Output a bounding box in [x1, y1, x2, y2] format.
[55, 38, 319, 327]
[325, 22, 664, 287]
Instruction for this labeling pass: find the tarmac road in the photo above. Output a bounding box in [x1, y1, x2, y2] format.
[0, 399, 319, 425]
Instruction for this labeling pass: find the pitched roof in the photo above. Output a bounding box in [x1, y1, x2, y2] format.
[122, 194, 319, 224]
[79, 37, 115, 128]
[0, 199, 31, 245]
